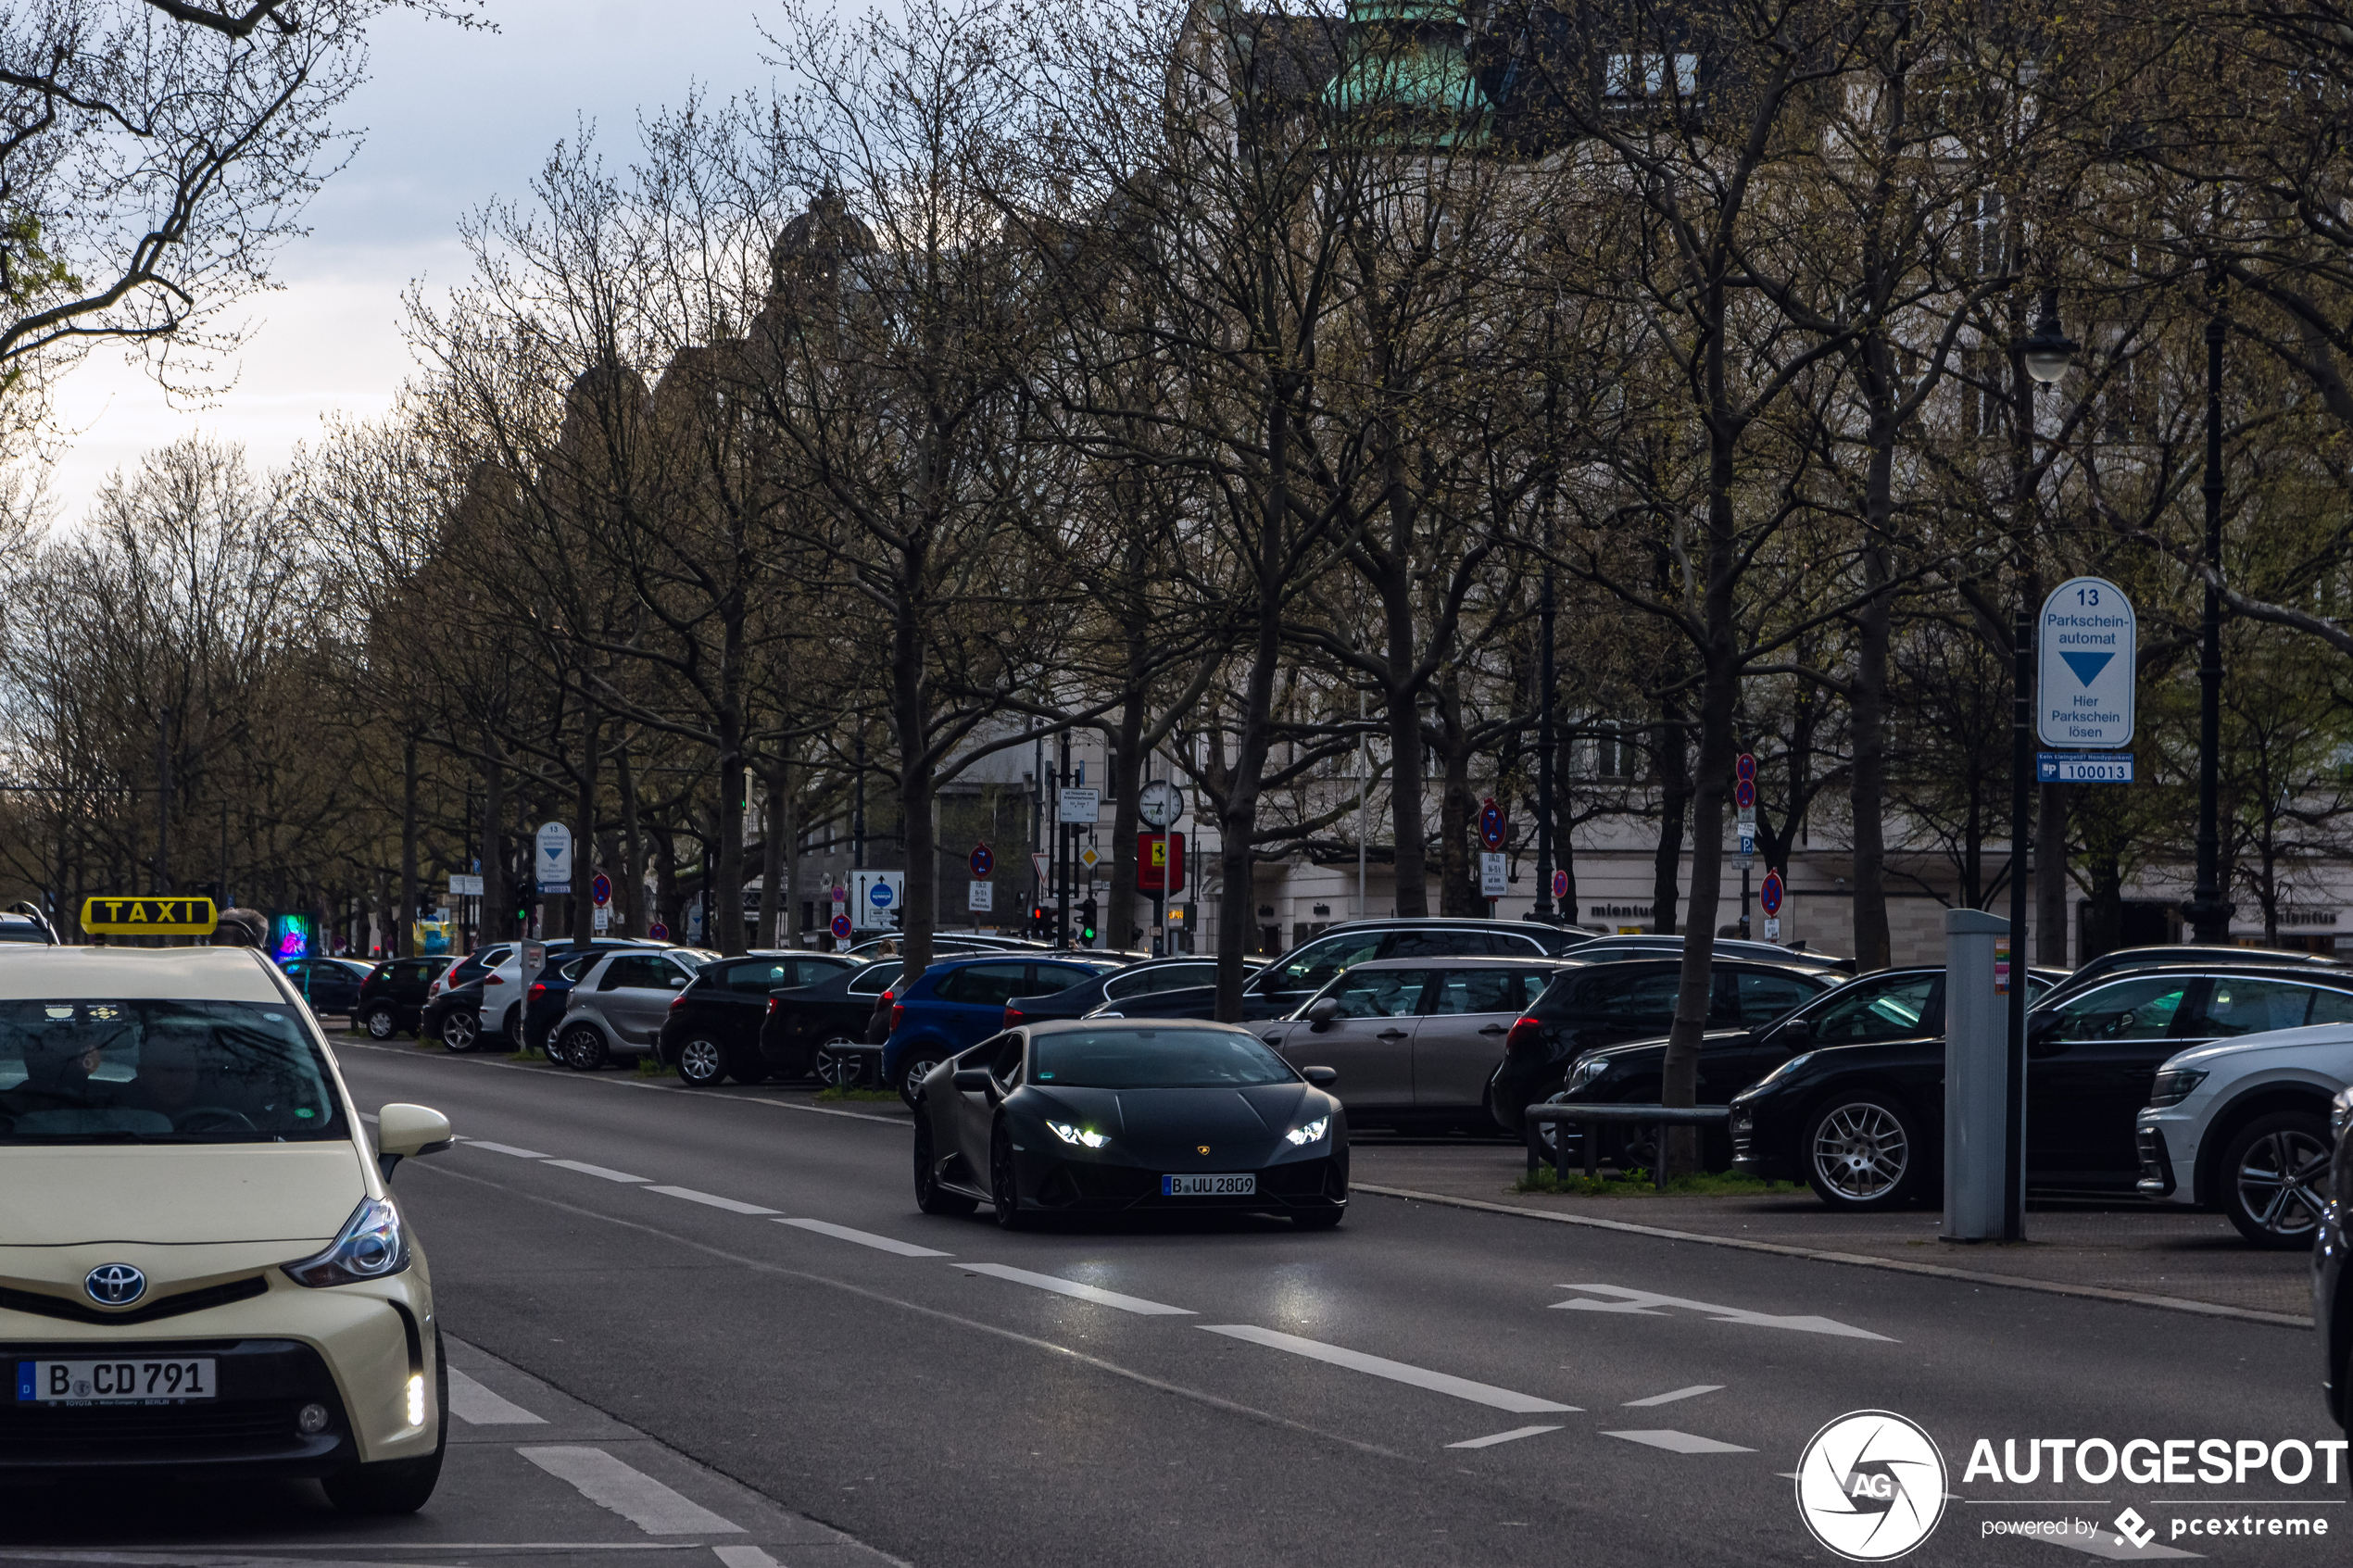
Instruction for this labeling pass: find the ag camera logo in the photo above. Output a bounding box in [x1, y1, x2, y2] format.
[1796, 1410, 1948, 1561]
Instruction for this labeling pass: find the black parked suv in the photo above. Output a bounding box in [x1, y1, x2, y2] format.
[1730, 962, 2353, 1210]
[356, 957, 453, 1038]
[1090, 919, 1592, 1023]
[1487, 958, 1842, 1135]
[659, 952, 867, 1086]
[2320, 1088, 2353, 1446]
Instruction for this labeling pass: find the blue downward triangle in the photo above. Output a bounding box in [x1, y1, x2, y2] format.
[2060, 651, 2115, 687]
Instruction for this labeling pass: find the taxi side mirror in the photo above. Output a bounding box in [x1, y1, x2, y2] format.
[375, 1102, 452, 1180]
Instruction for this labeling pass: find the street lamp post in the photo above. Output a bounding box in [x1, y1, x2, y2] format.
[1532, 560, 1557, 921]
[2009, 292, 2076, 1243]
[2183, 279, 2233, 945]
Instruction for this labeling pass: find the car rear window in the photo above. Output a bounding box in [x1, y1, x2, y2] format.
[1104, 963, 1218, 1000]
[935, 964, 1034, 1005]
[849, 963, 901, 996]
[0, 999, 346, 1144]
[1030, 1028, 1296, 1088]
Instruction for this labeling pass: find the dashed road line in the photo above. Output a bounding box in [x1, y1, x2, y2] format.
[517, 1446, 744, 1535]
[545, 1160, 651, 1184]
[1623, 1384, 1723, 1407]
[963, 1263, 1193, 1315]
[1602, 1428, 1754, 1454]
[446, 1367, 545, 1424]
[648, 1185, 779, 1215]
[1445, 1425, 1563, 1449]
[711, 1549, 785, 1568]
[466, 1140, 553, 1160]
[775, 1217, 950, 1257]
[1200, 1324, 1578, 1414]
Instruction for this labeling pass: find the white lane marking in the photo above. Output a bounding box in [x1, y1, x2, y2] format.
[963, 1262, 1193, 1315]
[517, 1446, 744, 1535]
[774, 1217, 951, 1257]
[546, 1160, 651, 1184]
[711, 1549, 782, 1568]
[1199, 1325, 1577, 1413]
[467, 1140, 553, 1160]
[1552, 1284, 1894, 1342]
[647, 1185, 779, 1215]
[2035, 1534, 2202, 1562]
[446, 1367, 545, 1424]
[1602, 1428, 1755, 1454]
[1445, 1424, 1563, 1449]
[1623, 1384, 1724, 1407]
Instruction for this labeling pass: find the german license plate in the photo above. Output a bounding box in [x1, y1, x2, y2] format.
[17, 1358, 216, 1403]
[1162, 1173, 1255, 1197]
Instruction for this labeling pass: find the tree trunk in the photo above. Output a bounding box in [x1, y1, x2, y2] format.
[1385, 596, 1430, 918]
[2035, 782, 2068, 966]
[1106, 671, 1146, 949]
[1850, 486, 1894, 971]
[481, 758, 507, 944]
[617, 741, 643, 938]
[715, 714, 747, 957]
[1650, 697, 1688, 935]
[399, 735, 419, 960]
[650, 826, 678, 935]
[760, 760, 787, 950]
[573, 705, 598, 954]
[892, 579, 936, 976]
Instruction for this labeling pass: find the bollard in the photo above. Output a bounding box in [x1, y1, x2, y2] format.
[1943, 908, 2010, 1240]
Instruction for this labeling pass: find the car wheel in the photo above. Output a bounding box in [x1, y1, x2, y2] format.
[323, 1329, 446, 1514]
[898, 1052, 945, 1109]
[675, 1037, 725, 1088]
[364, 1006, 397, 1040]
[914, 1116, 978, 1216]
[814, 1037, 862, 1086]
[440, 1012, 480, 1054]
[1804, 1093, 1919, 1210]
[989, 1120, 1030, 1229]
[560, 1025, 609, 1073]
[2221, 1110, 2332, 1248]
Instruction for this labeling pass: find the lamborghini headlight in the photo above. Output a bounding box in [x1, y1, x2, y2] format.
[1048, 1121, 1110, 1149]
[1285, 1116, 1330, 1147]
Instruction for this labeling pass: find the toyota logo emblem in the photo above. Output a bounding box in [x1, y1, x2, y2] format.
[84, 1263, 146, 1307]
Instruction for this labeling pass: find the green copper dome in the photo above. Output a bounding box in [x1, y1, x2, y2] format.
[1321, 0, 1487, 146]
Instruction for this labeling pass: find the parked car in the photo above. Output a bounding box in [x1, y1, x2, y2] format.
[2133, 987, 2353, 1246]
[0, 901, 57, 944]
[479, 937, 668, 1045]
[355, 956, 456, 1038]
[1730, 963, 2353, 1210]
[845, 934, 1042, 960]
[883, 952, 1127, 1104]
[282, 957, 373, 1021]
[2317, 1087, 2353, 1443]
[2057, 943, 2347, 999]
[910, 1019, 1349, 1227]
[552, 947, 722, 1071]
[1563, 934, 1855, 974]
[437, 944, 514, 996]
[657, 952, 868, 1087]
[521, 951, 608, 1053]
[1540, 964, 2063, 1169]
[1086, 918, 1591, 1024]
[422, 975, 489, 1053]
[757, 960, 905, 1085]
[1009, 956, 1266, 1025]
[1257, 956, 1584, 1133]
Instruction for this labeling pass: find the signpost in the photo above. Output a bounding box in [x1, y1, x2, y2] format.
[2037, 577, 2137, 750]
[535, 822, 573, 894]
[1138, 780, 1185, 830]
[852, 870, 905, 931]
[1760, 868, 1784, 940]
[1551, 868, 1568, 903]
[591, 872, 611, 908]
[968, 881, 993, 912]
[1139, 833, 1188, 955]
[1057, 787, 1100, 825]
[447, 873, 484, 897]
[969, 843, 993, 880]
[1478, 797, 1507, 851]
[830, 912, 852, 942]
[1479, 853, 1508, 899]
[648, 921, 669, 940]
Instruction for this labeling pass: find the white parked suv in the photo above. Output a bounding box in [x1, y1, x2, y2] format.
[2136, 986, 2353, 1248]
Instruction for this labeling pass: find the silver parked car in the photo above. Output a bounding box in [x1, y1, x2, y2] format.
[555, 947, 721, 1070]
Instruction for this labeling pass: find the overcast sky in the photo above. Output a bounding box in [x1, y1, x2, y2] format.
[46, 0, 777, 526]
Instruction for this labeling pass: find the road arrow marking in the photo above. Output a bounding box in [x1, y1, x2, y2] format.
[1551, 1284, 1894, 1341]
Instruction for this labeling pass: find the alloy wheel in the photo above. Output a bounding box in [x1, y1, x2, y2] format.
[442, 1012, 479, 1053]
[677, 1037, 724, 1087]
[2234, 1128, 2330, 1240]
[1810, 1102, 1908, 1202]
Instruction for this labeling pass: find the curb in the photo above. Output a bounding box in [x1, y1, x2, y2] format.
[1352, 1183, 2315, 1331]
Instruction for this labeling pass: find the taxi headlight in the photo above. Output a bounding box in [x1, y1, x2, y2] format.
[1047, 1121, 1110, 1149]
[2145, 1069, 2208, 1109]
[283, 1198, 410, 1287]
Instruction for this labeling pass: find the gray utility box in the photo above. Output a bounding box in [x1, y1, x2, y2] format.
[1943, 908, 2013, 1240]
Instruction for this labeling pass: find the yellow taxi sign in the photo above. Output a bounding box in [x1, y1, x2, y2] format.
[81, 896, 219, 936]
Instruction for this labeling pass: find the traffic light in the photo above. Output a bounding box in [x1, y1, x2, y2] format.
[513, 889, 532, 930]
[1031, 903, 1049, 935]
[1078, 897, 1098, 945]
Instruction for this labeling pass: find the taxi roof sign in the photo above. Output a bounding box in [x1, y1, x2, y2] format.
[82, 896, 219, 936]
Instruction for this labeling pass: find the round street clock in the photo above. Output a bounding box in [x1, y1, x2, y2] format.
[1138, 779, 1186, 830]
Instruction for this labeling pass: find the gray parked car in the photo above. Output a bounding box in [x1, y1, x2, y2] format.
[554, 947, 721, 1070]
[1257, 956, 1584, 1133]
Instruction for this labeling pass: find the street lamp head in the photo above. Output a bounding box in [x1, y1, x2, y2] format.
[2019, 293, 2077, 385]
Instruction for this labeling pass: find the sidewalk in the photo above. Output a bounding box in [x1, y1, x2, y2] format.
[1349, 1137, 2316, 1324]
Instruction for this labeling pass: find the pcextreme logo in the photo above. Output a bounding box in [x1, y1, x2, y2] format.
[1795, 1410, 1949, 1561]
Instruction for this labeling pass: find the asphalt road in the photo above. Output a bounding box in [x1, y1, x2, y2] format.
[6, 1037, 2346, 1568]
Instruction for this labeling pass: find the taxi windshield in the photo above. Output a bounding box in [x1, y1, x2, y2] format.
[0, 999, 346, 1145]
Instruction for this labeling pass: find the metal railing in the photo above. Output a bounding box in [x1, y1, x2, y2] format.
[1522, 1103, 1731, 1189]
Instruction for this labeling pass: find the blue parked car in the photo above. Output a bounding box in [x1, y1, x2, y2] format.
[884, 952, 1126, 1103]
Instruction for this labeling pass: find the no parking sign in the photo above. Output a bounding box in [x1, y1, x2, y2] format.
[1759, 870, 1784, 917]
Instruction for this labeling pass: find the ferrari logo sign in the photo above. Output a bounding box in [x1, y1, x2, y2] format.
[82, 896, 218, 935]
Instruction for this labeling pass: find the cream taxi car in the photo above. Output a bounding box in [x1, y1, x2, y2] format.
[0, 945, 453, 1512]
